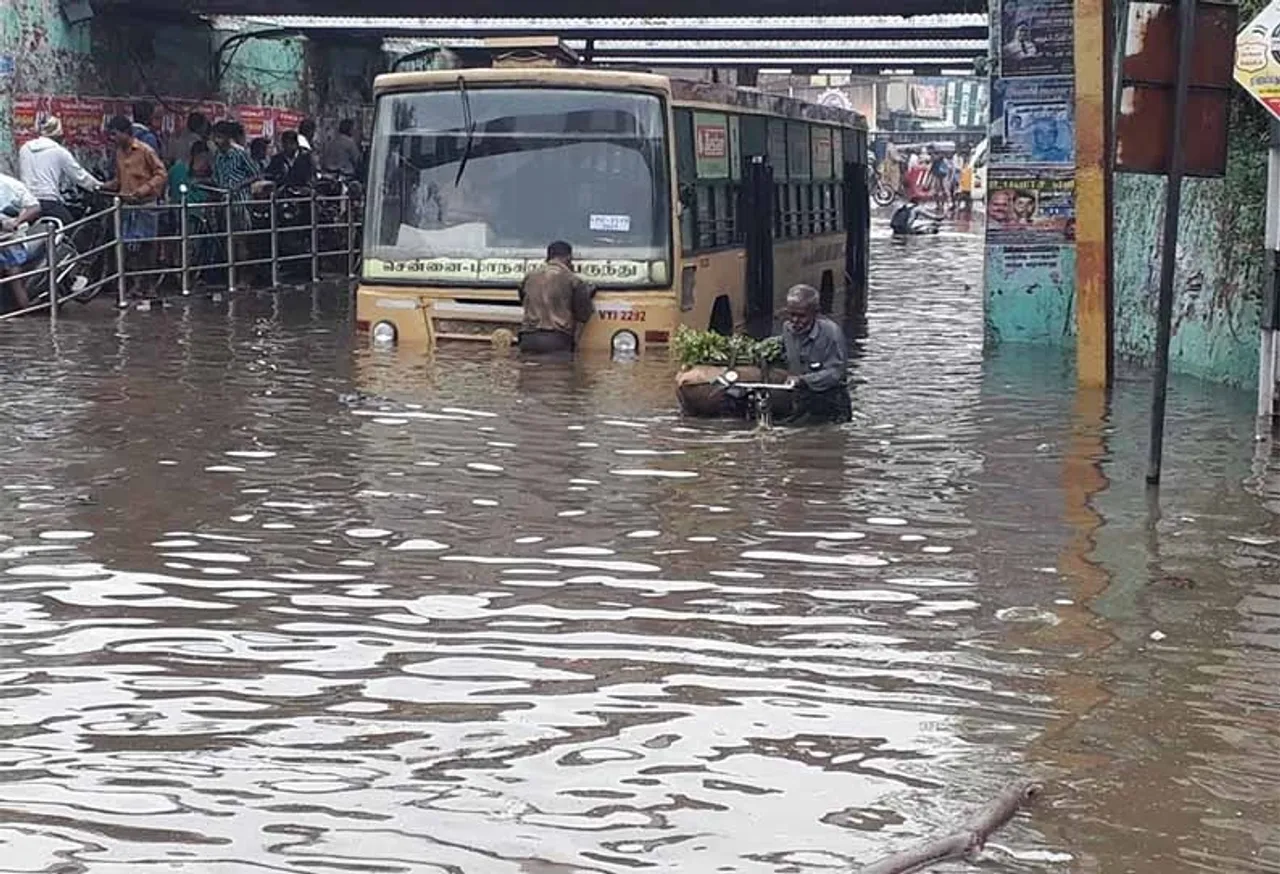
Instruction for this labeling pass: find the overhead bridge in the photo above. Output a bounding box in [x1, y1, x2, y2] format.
[95, 0, 985, 17]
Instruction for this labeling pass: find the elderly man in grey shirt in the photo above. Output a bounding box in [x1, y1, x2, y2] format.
[779, 284, 852, 423]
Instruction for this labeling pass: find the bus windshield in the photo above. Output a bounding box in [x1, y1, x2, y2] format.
[364, 86, 671, 289]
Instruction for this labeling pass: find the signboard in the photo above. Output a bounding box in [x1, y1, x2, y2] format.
[1113, 0, 1234, 176]
[997, 0, 1075, 76]
[366, 258, 654, 287]
[908, 83, 946, 118]
[1233, 1, 1280, 121]
[811, 127, 834, 180]
[693, 112, 729, 179]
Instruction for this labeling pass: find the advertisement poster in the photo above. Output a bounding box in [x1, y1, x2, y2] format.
[694, 111, 729, 179]
[986, 169, 1076, 245]
[998, 0, 1075, 77]
[989, 76, 1074, 166]
[908, 82, 946, 118]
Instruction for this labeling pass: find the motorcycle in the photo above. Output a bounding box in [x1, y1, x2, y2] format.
[315, 172, 362, 274]
[869, 166, 897, 208]
[890, 202, 942, 237]
[0, 206, 95, 316]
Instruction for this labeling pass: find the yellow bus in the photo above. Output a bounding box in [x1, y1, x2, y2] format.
[356, 64, 869, 356]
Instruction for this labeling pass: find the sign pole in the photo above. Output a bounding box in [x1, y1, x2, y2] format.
[1145, 0, 1197, 485]
[1259, 119, 1280, 436]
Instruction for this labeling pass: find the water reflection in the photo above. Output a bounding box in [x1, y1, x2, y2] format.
[0, 224, 1277, 872]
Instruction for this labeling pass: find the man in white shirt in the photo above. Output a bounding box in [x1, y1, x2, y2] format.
[297, 118, 317, 153]
[0, 172, 43, 310]
[18, 116, 101, 223]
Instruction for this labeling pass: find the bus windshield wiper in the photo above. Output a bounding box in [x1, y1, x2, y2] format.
[454, 76, 476, 187]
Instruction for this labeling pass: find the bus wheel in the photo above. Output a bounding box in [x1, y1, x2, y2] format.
[709, 296, 733, 336]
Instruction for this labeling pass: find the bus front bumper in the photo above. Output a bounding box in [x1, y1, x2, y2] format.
[356, 285, 677, 355]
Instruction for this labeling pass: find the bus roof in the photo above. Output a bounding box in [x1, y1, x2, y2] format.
[374, 66, 671, 98]
[669, 78, 865, 129]
[373, 66, 866, 130]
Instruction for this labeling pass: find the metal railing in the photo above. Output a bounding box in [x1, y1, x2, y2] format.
[0, 183, 363, 323]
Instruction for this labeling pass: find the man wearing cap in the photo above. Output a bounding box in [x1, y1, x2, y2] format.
[18, 116, 102, 224]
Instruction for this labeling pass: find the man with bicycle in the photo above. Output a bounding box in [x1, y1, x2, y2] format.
[778, 284, 852, 424]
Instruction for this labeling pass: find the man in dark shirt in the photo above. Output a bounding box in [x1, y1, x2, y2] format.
[779, 284, 852, 423]
[517, 240, 595, 355]
[265, 131, 315, 189]
[320, 119, 363, 178]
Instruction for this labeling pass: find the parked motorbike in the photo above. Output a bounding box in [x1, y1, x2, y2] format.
[0, 205, 94, 316]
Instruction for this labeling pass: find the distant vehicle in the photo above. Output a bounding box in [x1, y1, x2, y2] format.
[970, 138, 989, 204]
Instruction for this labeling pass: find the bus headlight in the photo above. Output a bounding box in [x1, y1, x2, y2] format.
[371, 321, 398, 346]
[611, 330, 639, 360]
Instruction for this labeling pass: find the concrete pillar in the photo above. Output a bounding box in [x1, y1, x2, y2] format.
[1074, 0, 1112, 387]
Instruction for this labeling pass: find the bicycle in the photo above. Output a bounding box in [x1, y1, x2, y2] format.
[713, 368, 796, 429]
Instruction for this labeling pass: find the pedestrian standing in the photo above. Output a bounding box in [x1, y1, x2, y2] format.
[297, 119, 317, 153]
[211, 120, 261, 269]
[131, 101, 162, 157]
[103, 115, 167, 298]
[166, 112, 210, 167]
[320, 119, 362, 178]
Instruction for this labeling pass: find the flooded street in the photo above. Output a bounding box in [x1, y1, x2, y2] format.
[2, 219, 1279, 874]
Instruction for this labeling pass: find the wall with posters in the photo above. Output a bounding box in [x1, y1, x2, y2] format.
[0, 1, 318, 173]
[984, 0, 1078, 347]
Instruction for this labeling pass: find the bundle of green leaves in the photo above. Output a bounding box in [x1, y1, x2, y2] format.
[671, 326, 785, 368]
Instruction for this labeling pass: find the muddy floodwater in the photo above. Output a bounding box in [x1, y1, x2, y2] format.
[1, 220, 1278, 874]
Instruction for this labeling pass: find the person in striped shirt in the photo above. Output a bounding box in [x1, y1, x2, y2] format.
[211, 121, 261, 268]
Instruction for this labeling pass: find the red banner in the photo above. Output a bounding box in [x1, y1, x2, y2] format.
[274, 109, 305, 135]
[11, 94, 306, 156]
[236, 106, 271, 139]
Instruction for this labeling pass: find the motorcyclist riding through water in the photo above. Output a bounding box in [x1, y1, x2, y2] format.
[890, 197, 942, 236]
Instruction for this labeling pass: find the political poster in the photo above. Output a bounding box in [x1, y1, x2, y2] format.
[986, 169, 1076, 245]
[50, 97, 111, 149]
[998, 0, 1075, 77]
[989, 76, 1075, 166]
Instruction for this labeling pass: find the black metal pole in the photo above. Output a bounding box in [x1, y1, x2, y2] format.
[1146, 0, 1197, 485]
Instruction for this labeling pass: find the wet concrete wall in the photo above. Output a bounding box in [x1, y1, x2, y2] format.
[0, 0, 96, 172]
[0, 3, 381, 171]
[1112, 152, 1266, 387]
